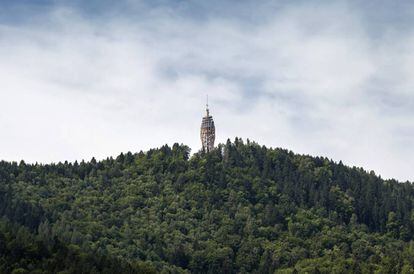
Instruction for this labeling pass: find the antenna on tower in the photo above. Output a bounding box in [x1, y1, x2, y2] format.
[206, 94, 209, 116]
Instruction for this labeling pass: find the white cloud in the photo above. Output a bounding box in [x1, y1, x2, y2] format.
[0, 1, 413, 181]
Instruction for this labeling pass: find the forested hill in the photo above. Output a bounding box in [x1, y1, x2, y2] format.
[1, 138, 414, 273]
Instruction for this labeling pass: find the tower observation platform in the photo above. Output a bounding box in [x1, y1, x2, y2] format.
[200, 98, 215, 152]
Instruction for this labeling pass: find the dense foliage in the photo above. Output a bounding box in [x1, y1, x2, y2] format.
[0, 218, 155, 274]
[1, 138, 414, 273]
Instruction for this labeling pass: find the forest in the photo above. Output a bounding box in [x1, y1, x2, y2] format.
[1, 138, 414, 273]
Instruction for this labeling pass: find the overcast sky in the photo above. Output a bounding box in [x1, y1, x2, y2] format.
[0, 0, 414, 181]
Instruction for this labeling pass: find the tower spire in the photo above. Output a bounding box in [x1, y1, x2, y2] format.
[206, 94, 209, 116]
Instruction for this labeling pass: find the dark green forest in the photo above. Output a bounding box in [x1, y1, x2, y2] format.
[1, 138, 414, 273]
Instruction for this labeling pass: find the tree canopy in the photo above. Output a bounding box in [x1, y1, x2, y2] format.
[1, 139, 414, 273]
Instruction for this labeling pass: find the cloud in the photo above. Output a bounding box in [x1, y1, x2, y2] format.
[0, 0, 413, 181]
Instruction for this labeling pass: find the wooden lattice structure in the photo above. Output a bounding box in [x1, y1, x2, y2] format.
[200, 103, 215, 152]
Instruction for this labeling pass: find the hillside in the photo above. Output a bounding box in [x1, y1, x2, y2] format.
[1, 138, 414, 273]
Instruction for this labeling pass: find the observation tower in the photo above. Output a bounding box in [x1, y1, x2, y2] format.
[200, 97, 215, 152]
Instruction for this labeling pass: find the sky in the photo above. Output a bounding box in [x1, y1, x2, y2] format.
[0, 0, 414, 181]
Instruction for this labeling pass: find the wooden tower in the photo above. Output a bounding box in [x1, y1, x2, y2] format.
[200, 97, 215, 152]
